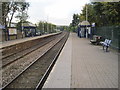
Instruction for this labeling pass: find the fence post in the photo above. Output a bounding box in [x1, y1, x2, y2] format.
[111, 28, 114, 41]
[119, 28, 120, 52]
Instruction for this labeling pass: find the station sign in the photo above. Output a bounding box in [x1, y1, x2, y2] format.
[92, 23, 95, 27]
[9, 28, 17, 35]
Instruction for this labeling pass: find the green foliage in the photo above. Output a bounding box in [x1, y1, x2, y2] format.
[84, 2, 120, 26]
[37, 21, 57, 34]
[70, 2, 120, 28]
[16, 21, 29, 31]
[58, 26, 69, 31]
[72, 14, 80, 27]
[69, 14, 80, 32]
[2, 1, 29, 27]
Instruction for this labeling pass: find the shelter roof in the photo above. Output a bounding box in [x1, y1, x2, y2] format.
[81, 21, 90, 25]
[23, 22, 36, 27]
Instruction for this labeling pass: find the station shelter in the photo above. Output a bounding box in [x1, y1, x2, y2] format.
[22, 22, 37, 37]
[77, 21, 91, 38]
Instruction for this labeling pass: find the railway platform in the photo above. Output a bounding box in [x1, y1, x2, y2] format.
[1, 32, 62, 60]
[43, 33, 118, 88]
[0, 32, 61, 48]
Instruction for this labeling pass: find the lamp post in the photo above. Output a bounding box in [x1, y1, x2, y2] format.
[21, 20, 24, 38]
[86, 4, 88, 21]
[0, 2, 2, 25]
[47, 15, 49, 34]
[86, 4, 88, 38]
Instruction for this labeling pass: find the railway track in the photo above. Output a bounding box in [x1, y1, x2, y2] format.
[2, 33, 62, 68]
[2, 32, 66, 87]
[2, 31, 69, 89]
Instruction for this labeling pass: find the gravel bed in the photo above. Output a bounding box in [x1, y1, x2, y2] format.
[5, 32, 68, 88]
[2, 35, 57, 67]
[2, 32, 65, 87]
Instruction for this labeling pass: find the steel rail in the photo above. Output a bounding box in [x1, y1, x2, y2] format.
[2, 32, 67, 89]
[35, 32, 69, 90]
[2, 33, 63, 68]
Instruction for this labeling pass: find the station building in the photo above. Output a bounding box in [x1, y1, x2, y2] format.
[22, 22, 37, 37]
[0, 22, 37, 42]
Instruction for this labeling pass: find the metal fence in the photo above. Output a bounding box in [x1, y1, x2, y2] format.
[94, 26, 120, 50]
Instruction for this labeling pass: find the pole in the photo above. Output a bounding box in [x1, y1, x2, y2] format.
[86, 4, 88, 38]
[47, 16, 49, 33]
[0, 2, 2, 25]
[0, 2, 2, 42]
[21, 9, 23, 38]
[86, 4, 88, 21]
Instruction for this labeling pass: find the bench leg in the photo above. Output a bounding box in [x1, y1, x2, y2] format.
[103, 45, 105, 50]
[106, 46, 108, 52]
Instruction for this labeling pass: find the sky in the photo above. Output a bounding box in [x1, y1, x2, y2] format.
[26, 0, 90, 26]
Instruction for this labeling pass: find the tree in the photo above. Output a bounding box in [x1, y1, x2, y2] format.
[15, 2, 29, 22]
[37, 21, 57, 34]
[16, 20, 29, 31]
[2, 1, 29, 27]
[72, 14, 80, 27]
[70, 14, 80, 32]
[79, 2, 120, 26]
[101, 2, 120, 25]
[37, 21, 44, 34]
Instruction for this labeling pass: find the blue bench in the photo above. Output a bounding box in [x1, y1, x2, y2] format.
[100, 39, 111, 52]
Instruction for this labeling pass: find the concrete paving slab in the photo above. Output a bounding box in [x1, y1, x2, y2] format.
[0, 32, 60, 48]
[71, 33, 118, 88]
[43, 33, 72, 88]
[43, 33, 118, 88]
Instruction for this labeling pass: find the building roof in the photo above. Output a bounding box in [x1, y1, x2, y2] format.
[23, 22, 36, 27]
